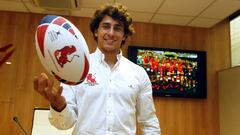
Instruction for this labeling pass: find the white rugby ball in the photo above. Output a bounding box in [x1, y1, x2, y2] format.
[35, 15, 90, 85]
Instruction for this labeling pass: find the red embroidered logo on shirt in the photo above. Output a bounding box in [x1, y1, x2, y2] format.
[85, 73, 98, 86]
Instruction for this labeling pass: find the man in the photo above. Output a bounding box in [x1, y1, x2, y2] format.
[34, 3, 161, 135]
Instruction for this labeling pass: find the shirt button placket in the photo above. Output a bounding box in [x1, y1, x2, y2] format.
[109, 76, 114, 132]
[106, 71, 113, 132]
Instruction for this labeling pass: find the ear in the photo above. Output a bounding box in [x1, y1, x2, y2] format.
[123, 35, 127, 41]
[94, 30, 98, 37]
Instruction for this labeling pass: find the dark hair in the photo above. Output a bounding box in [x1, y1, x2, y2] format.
[90, 3, 135, 45]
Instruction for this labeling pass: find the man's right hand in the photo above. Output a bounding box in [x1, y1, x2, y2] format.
[33, 73, 66, 112]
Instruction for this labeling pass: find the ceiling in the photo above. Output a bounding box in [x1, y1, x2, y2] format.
[0, 0, 239, 28]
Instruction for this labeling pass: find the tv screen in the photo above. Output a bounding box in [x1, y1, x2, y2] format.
[128, 46, 207, 98]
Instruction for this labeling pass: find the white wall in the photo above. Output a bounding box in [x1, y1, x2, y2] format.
[230, 16, 240, 67]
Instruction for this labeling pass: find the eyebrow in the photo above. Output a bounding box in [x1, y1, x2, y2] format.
[100, 22, 124, 27]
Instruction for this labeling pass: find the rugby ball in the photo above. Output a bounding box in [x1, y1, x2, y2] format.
[35, 15, 90, 85]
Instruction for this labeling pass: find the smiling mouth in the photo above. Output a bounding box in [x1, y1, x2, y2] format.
[105, 39, 115, 45]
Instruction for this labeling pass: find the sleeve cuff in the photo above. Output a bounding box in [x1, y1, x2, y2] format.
[50, 105, 69, 117]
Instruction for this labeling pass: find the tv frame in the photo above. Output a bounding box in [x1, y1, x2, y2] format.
[128, 45, 207, 98]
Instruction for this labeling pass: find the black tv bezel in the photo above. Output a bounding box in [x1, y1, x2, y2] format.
[128, 45, 207, 98]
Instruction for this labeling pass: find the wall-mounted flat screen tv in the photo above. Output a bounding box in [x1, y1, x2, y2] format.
[128, 46, 207, 98]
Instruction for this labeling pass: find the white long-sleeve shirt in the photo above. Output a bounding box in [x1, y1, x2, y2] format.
[49, 48, 161, 135]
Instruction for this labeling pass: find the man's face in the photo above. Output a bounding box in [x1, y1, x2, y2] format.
[94, 15, 126, 54]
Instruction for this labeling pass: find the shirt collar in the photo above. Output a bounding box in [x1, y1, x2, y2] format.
[94, 48, 122, 64]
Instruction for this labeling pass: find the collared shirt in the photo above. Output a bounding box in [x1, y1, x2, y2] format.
[49, 48, 161, 135]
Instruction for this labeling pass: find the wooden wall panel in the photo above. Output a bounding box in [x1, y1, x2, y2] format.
[0, 11, 230, 135]
[0, 102, 15, 135]
[218, 66, 240, 135]
[205, 20, 231, 135]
